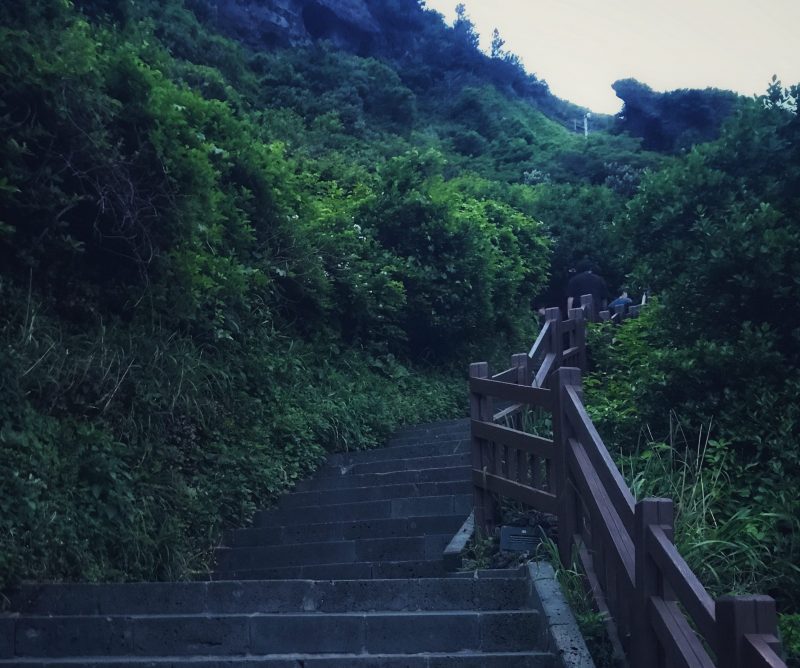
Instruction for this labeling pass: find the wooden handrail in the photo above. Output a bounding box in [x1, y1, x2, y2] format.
[649, 597, 715, 668]
[534, 352, 555, 388]
[468, 293, 786, 668]
[491, 367, 518, 383]
[469, 376, 552, 410]
[568, 437, 635, 585]
[528, 320, 551, 360]
[745, 635, 785, 667]
[564, 386, 635, 531]
[647, 524, 717, 645]
[472, 420, 555, 458]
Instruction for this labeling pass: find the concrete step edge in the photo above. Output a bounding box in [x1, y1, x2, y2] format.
[10, 609, 539, 621]
[217, 532, 455, 554]
[278, 481, 471, 508]
[0, 650, 555, 666]
[224, 514, 467, 547]
[296, 465, 472, 490]
[264, 492, 472, 511]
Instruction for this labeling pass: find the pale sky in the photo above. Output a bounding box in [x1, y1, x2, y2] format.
[423, 0, 800, 114]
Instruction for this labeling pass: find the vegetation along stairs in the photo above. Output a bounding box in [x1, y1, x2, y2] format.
[0, 418, 566, 667]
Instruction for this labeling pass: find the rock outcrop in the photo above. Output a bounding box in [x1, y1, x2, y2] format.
[206, 0, 380, 52]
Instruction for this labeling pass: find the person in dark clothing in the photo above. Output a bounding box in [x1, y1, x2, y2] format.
[566, 260, 608, 312]
[608, 290, 633, 311]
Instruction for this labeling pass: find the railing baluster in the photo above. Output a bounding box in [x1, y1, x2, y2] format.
[580, 293, 595, 322]
[470, 362, 497, 534]
[551, 366, 582, 565]
[569, 306, 587, 372]
[545, 307, 562, 374]
[633, 498, 674, 667]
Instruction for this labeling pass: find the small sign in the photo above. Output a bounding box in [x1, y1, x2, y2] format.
[499, 526, 539, 553]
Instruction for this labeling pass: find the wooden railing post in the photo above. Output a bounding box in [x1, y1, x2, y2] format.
[581, 293, 595, 322]
[569, 306, 587, 373]
[512, 352, 529, 386]
[550, 366, 582, 566]
[633, 498, 674, 668]
[469, 361, 498, 536]
[545, 307, 562, 370]
[717, 596, 781, 668]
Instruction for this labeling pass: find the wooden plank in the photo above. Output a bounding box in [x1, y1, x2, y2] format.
[581, 294, 596, 322]
[512, 352, 529, 386]
[572, 307, 587, 373]
[472, 469, 557, 514]
[561, 319, 577, 334]
[564, 386, 635, 532]
[550, 367, 581, 564]
[650, 597, 716, 668]
[470, 377, 553, 410]
[470, 362, 498, 533]
[492, 402, 523, 422]
[568, 438, 634, 586]
[546, 308, 563, 369]
[577, 539, 628, 663]
[491, 367, 517, 383]
[563, 345, 580, 360]
[717, 596, 783, 668]
[528, 320, 551, 360]
[529, 453, 542, 489]
[534, 352, 555, 388]
[743, 634, 785, 668]
[515, 448, 528, 485]
[647, 525, 717, 646]
[471, 420, 555, 458]
[633, 499, 674, 667]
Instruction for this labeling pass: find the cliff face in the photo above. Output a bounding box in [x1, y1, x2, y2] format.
[207, 0, 380, 51]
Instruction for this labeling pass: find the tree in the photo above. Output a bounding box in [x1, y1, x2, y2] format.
[453, 3, 479, 50]
[490, 28, 505, 58]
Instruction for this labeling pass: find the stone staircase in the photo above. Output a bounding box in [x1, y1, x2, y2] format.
[0, 418, 562, 667]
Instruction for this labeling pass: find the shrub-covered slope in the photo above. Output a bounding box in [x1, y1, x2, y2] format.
[586, 80, 800, 662]
[0, 0, 650, 587]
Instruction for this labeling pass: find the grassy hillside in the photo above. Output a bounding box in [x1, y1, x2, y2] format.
[0, 0, 653, 588]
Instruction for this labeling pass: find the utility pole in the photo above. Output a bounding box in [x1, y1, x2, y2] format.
[584, 112, 591, 138]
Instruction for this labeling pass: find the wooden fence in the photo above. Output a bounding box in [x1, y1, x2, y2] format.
[469, 294, 785, 668]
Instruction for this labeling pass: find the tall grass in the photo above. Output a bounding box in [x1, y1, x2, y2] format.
[616, 412, 798, 597]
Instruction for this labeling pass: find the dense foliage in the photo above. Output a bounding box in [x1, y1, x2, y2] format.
[613, 78, 740, 152]
[0, 0, 649, 588]
[586, 81, 800, 662]
[4, 4, 796, 662]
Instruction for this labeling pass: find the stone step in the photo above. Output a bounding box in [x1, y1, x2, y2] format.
[278, 480, 472, 509]
[319, 452, 471, 477]
[224, 514, 466, 548]
[0, 651, 555, 667]
[326, 439, 469, 466]
[214, 534, 453, 571]
[447, 566, 529, 579]
[7, 610, 542, 658]
[210, 558, 450, 581]
[385, 431, 471, 448]
[294, 465, 471, 492]
[7, 576, 530, 617]
[387, 418, 471, 443]
[254, 494, 472, 527]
